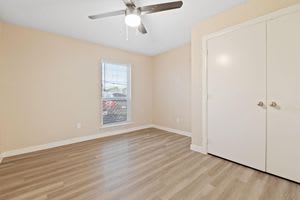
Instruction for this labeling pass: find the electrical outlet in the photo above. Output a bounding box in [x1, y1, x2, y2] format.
[76, 123, 81, 129]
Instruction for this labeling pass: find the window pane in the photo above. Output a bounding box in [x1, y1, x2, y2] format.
[102, 99, 127, 125]
[102, 61, 130, 125]
[102, 63, 128, 98]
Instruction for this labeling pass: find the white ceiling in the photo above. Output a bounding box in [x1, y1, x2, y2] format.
[0, 0, 246, 55]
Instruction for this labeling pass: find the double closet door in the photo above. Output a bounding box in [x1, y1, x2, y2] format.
[207, 10, 300, 183]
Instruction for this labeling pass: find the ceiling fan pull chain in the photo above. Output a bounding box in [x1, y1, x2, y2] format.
[120, 23, 123, 36]
[126, 25, 129, 41]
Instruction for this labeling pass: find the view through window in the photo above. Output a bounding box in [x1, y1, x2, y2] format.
[101, 61, 131, 125]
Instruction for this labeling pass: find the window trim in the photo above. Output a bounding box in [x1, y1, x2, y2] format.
[100, 59, 132, 127]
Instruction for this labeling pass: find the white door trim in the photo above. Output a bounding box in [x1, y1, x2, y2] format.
[201, 3, 300, 154]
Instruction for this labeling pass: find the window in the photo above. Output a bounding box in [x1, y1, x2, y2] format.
[101, 61, 131, 126]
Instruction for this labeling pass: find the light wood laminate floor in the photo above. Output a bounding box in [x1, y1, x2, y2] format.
[0, 128, 299, 200]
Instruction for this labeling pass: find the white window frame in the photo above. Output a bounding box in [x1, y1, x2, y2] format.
[100, 60, 132, 127]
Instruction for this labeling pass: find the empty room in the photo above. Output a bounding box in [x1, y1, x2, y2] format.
[0, 0, 300, 199]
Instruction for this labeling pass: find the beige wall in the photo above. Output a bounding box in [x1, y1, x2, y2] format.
[153, 44, 191, 132]
[191, 0, 300, 147]
[0, 21, 4, 154]
[0, 23, 153, 152]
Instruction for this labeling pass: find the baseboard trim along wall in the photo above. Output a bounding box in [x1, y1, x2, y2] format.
[0, 125, 192, 161]
[152, 125, 192, 137]
[1, 125, 152, 159]
[190, 144, 208, 155]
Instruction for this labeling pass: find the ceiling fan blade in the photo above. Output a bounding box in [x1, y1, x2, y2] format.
[140, 1, 183, 15]
[88, 10, 125, 20]
[122, 0, 136, 7]
[138, 23, 147, 34]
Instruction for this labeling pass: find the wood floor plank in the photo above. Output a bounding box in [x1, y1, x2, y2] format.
[0, 128, 299, 200]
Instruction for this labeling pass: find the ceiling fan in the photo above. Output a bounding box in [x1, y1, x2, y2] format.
[88, 0, 183, 34]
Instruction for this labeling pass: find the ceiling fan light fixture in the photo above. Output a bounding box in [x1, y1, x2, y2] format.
[125, 8, 141, 27]
[125, 14, 141, 27]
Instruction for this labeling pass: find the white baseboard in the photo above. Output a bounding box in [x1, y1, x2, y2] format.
[1, 125, 152, 158]
[152, 125, 192, 137]
[0, 124, 192, 160]
[190, 144, 207, 155]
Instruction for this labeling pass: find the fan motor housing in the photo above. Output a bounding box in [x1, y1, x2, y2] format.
[125, 8, 141, 16]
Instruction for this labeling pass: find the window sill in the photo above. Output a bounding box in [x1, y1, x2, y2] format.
[101, 121, 133, 129]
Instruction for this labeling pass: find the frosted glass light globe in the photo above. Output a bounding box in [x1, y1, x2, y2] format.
[125, 14, 141, 27]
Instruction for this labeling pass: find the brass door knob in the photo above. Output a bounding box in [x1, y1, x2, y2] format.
[257, 101, 264, 107]
[270, 101, 278, 107]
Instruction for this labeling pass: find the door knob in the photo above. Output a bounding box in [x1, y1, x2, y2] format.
[257, 101, 264, 107]
[270, 101, 278, 107]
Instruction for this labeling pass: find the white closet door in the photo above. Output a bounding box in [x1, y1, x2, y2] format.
[267, 11, 300, 183]
[207, 22, 267, 171]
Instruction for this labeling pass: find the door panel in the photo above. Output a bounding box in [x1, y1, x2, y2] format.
[267, 11, 300, 183]
[207, 22, 267, 171]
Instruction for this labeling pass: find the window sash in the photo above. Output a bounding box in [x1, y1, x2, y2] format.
[101, 60, 131, 126]
[102, 97, 128, 101]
